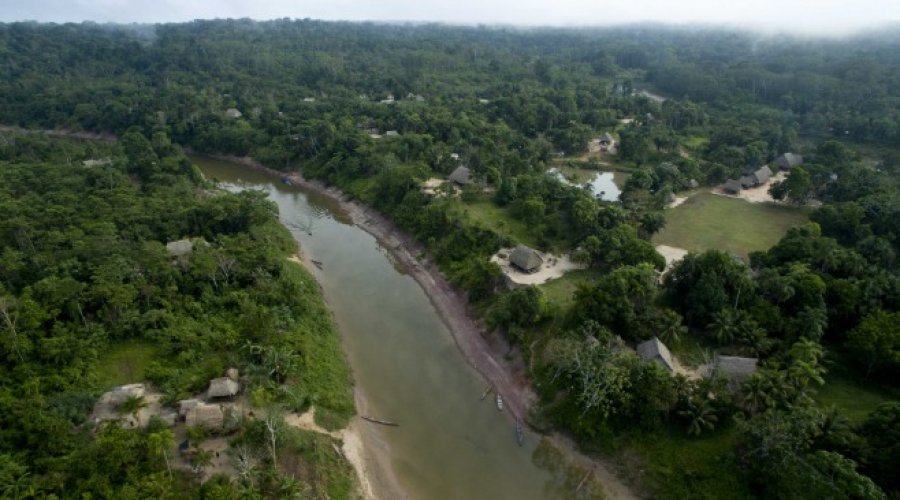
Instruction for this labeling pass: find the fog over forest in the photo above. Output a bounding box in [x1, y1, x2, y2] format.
[3, 0, 900, 36]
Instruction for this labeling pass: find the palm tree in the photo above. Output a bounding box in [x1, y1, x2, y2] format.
[147, 429, 175, 479]
[191, 449, 214, 475]
[679, 398, 719, 436]
[707, 309, 740, 345]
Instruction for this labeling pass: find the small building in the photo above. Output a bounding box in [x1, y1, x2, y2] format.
[509, 245, 544, 273]
[384, 130, 400, 137]
[723, 179, 743, 194]
[207, 377, 240, 399]
[636, 337, 674, 372]
[166, 239, 194, 258]
[379, 94, 395, 104]
[302, 97, 316, 102]
[683, 178, 699, 189]
[185, 403, 224, 429]
[707, 355, 758, 389]
[224, 108, 243, 119]
[739, 165, 773, 188]
[774, 153, 803, 171]
[448, 166, 471, 186]
[82, 158, 112, 167]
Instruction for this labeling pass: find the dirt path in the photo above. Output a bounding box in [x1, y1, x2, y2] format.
[216, 154, 640, 499]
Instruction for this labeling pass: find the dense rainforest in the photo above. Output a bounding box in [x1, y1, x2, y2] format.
[1, 19, 899, 499]
[0, 132, 355, 497]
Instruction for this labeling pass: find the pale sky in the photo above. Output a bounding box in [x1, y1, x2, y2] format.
[1, 0, 899, 35]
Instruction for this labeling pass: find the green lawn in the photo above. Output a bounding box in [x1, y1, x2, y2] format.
[96, 341, 158, 389]
[457, 200, 544, 249]
[625, 427, 752, 500]
[815, 367, 900, 422]
[539, 269, 602, 311]
[653, 193, 808, 258]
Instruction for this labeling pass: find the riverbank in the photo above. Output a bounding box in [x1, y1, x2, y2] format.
[209, 154, 640, 499]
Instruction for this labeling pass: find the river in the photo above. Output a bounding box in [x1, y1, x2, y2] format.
[193, 156, 598, 500]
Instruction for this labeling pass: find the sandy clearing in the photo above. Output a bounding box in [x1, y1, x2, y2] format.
[667, 195, 688, 209]
[283, 406, 378, 500]
[655, 244, 688, 272]
[491, 248, 586, 286]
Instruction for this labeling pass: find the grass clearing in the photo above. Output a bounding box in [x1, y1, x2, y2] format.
[626, 427, 752, 500]
[539, 269, 602, 312]
[96, 341, 158, 389]
[457, 200, 544, 249]
[815, 364, 900, 422]
[653, 192, 808, 258]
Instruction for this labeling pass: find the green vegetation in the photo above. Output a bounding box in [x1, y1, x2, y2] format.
[627, 428, 750, 500]
[97, 342, 159, 388]
[0, 18, 897, 499]
[0, 132, 354, 497]
[653, 193, 809, 257]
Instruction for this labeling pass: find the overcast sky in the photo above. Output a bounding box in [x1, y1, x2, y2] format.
[2, 0, 899, 35]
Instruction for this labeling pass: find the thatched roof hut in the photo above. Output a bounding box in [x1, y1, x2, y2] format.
[510, 245, 543, 273]
[185, 403, 224, 429]
[207, 377, 240, 399]
[166, 239, 194, 257]
[636, 337, 674, 372]
[709, 355, 758, 387]
[774, 153, 803, 170]
[723, 179, 743, 194]
[449, 166, 471, 185]
[225, 108, 243, 119]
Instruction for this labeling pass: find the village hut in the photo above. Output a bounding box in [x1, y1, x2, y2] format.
[683, 178, 699, 189]
[178, 398, 202, 418]
[185, 403, 224, 429]
[723, 179, 743, 194]
[774, 153, 804, 170]
[224, 108, 243, 119]
[207, 377, 240, 399]
[448, 166, 471, 186]
[385, 130, 400, 137]
[636, 337, 674, 372]
[708, 355, 758, 388]
[509, 245, 544, 273]
[166, 239, 194, 258]
[600, 132, 615, 146]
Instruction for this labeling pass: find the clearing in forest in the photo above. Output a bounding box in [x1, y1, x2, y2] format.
[653, 192, 808, 258]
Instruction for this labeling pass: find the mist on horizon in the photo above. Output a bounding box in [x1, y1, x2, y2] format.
[2, 0, 899, 36]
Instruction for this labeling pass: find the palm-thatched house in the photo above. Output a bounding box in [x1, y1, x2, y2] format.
[774, 153, 803, 170]
[740, 165, 774, 188]
[224, 108, 243, 119]
[166, 239, 194, 258]
[207, 377, 240, 399]
[509, 245, 544, 273]
[448, 166, 471, 186]
[707, 355, 758, 388]
[723, 179, 743, 194]
[185, 403, 224, 429]
[636, 337, 674, 372]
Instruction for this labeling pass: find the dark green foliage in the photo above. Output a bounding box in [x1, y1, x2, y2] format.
[0, 132, 353, 496]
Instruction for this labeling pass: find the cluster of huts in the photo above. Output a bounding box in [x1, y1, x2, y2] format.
[91, 369, 244, 432]
[723, 153, 803, 194]
[635, 337, 758, 388]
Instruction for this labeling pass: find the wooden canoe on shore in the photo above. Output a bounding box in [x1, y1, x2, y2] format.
[480, 383, 494, 401]
[361, 415, 399, 427]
